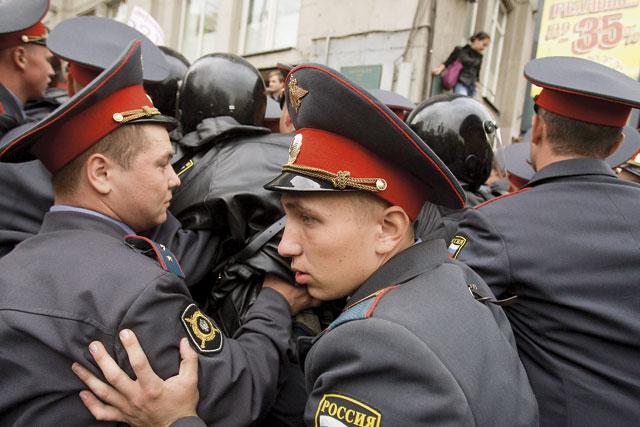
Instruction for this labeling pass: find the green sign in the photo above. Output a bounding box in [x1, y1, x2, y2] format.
[340, 65, 382, 89]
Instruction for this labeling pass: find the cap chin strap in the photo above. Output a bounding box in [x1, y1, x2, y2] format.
[112, 106, 160, 124]
[281, 163, 387, 192]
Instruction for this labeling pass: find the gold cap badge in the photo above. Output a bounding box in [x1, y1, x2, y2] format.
[288, 134, 303, 164]
[288, 77, 308, 112]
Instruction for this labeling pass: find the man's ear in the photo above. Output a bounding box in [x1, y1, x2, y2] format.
[10, 46, 28, 71]
[85, 153, 114, 195]
[375, 206, 412, 255]
[531, 113, 544, 147]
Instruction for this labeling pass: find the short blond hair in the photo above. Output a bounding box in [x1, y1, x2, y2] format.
[52, 124, 147, 198]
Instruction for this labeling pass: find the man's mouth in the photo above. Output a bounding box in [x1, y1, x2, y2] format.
[293, 269, 311, 286]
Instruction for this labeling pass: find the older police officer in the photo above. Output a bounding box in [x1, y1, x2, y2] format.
[452, 57, 640, 426]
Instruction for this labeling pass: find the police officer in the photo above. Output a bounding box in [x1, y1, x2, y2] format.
[452, 57, 640, 426]
[170, 53, 295, 333]
[0, 0, 53, 134]
[408, 93, 504, 239]
[0, 0, 54, 257]
[265, 63, 537, 427]
[0, 41, 314, 426]
[0, 16, 214, 286]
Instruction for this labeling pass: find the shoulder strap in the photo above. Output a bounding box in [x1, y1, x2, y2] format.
[124, 235, 185, 279]
[212, 216, 287, 274]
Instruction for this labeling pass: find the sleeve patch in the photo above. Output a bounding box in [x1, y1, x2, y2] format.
[448, 234, 468, 259]
[315, 393, 381, 427]
[181, 304, 223, 354]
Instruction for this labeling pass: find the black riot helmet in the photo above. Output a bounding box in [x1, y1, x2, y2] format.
[177, 53, 267, 133]
[144, 46, 190, 118]
[407, 93, 504, 191]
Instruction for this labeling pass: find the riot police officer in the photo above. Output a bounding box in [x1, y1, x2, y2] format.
[170, 53, 293, 331]
[408, 93, 504, 239]
[171, 53, 311, 426]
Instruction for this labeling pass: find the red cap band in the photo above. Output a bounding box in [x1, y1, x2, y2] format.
[32, 84, 152, 174]
[291, 128, 429, 219]
[68, 63, 100, 89]
[507, 172, 530, 191]
[536, 88, 631, 127]
[0, 22, 48, 50]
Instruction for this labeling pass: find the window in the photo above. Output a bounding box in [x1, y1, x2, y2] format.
[105, 0, 125, 19]
[464, 1, 479, 40]
[481, 1, 507, 104]
[179, 0, 220, 62]
[240, 0, 300, 54]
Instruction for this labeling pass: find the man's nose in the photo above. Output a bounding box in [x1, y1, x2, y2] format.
[278, 223, 302, 258]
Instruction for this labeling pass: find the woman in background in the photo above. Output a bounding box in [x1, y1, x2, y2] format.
[432, 31, 491, 97]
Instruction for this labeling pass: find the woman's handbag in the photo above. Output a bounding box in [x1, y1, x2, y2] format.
[442, 59, 463, 90]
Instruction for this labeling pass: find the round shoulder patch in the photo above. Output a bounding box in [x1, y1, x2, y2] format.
[181, 304, 223, 354]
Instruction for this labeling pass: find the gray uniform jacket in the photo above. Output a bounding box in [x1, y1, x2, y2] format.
[454, 158, 640, 426]
[0, 83, 26, 134]
[0, 210, 292, 426]
[0, 160, 52, 257]
[303, 239, 539, 427]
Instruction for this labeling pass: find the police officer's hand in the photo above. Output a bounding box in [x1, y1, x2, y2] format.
[262, 274, 321, 315]
[71, 329, 199, 427]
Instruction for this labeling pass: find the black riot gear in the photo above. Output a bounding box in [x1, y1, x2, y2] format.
[408, 93, 502, 191]
[177, 53, 267, 133]
[144, 46, 189, 118]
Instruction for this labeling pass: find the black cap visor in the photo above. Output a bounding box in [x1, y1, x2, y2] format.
[129, 114, 178, 131]
[265, 171, 357, 192]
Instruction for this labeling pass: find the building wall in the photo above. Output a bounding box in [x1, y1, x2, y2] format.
[47, 0, 538, 142]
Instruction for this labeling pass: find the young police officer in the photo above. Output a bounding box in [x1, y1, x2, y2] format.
[72, 64, 539, 427]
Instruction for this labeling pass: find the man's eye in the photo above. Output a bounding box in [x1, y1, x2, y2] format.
[301, 214, 316, 224]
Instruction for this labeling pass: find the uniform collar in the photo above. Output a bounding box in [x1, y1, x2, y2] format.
[0, 83, 26, 122]
[526, 157, 615, 188]
[179, 116, 270, 149]
[43, 205, 135, 237]
[347, 239, 448, 306]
